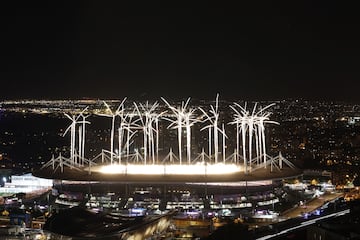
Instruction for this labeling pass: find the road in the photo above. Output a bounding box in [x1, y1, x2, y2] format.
[280, 192, 344, 219]
[255, 208, 350, 240]
[253, 193, 348, 240]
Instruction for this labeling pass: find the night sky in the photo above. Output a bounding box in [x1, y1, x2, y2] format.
[1, 1, 360, 102]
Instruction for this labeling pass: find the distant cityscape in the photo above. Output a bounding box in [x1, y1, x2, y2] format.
[1, 99, 360, 185]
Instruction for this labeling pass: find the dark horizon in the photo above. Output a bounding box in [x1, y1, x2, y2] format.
[1, 2, 360, 102]
[1, 96, 360, 105]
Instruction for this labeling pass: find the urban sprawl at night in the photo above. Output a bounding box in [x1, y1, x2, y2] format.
[0, 98, 359, 239]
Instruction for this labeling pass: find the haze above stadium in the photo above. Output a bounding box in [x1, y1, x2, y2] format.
[1, 2, 360, 102]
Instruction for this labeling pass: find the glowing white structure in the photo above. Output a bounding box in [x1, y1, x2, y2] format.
[98, 99, 126, 164]
[63, 113, 77, 165]
[63, 107, 90, 166]
[79, 110, 90, 165]
[230, 102, 279, 173]
[122, 110, 139, 162]
[0, 173, 53, 194]
[199, 94, 227, 164]
[134, 101, 165, 164]
[183, 108, 199, 164]
[162, 97, 199, 164]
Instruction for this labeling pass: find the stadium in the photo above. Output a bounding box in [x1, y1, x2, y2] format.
[34, 96, 301, 184]
[31, 97, 305, 239]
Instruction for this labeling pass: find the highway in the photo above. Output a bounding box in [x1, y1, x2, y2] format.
[255, 208, 350, 240]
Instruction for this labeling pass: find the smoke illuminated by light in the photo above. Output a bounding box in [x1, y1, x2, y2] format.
[95, 163, 242, 175]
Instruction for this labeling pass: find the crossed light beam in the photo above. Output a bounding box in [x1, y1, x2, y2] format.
[134, 101, 166, 164]
[63, 107, 90, 166]
[230, 102, 279, 173]
[98, 98, 127, 164]
[162, 97, 199, 164]
[121, 109, 139, 163]
[199, 94, 227, 164]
